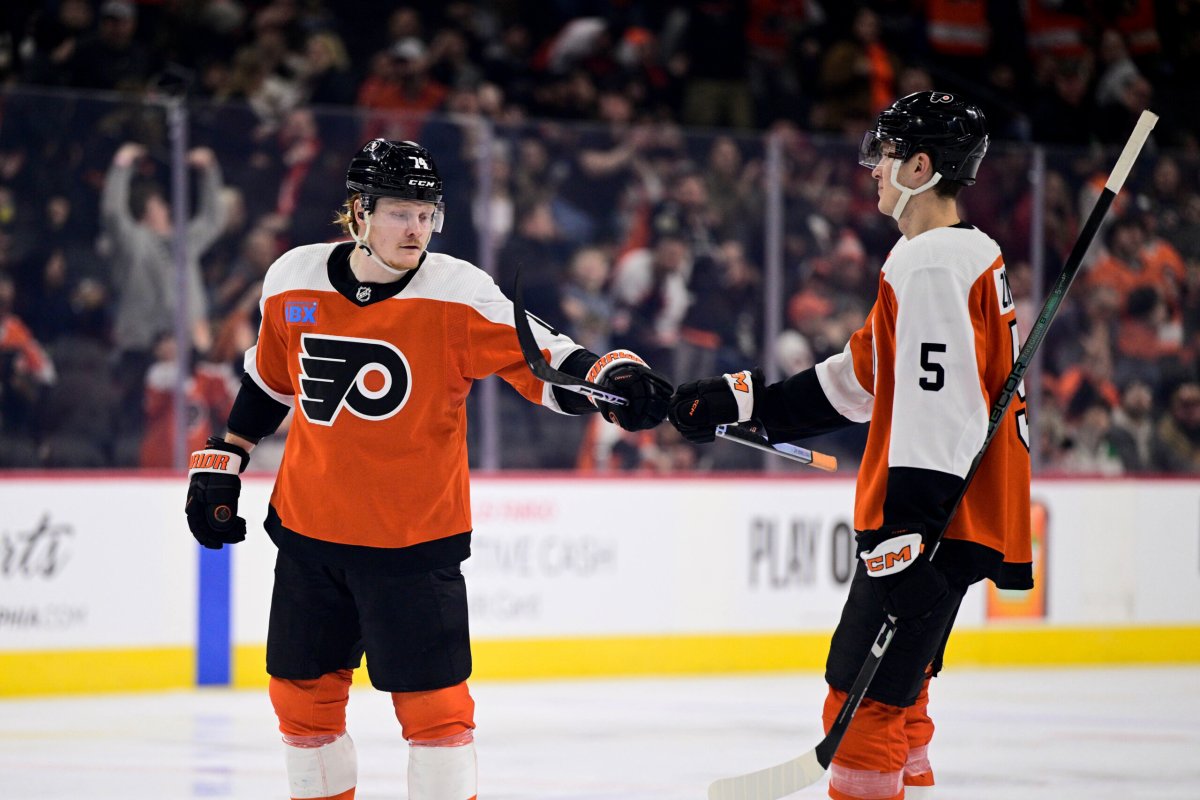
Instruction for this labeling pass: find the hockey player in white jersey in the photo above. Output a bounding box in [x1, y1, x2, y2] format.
[185, 138, 672, 800]
[670, 93, 1033, 799]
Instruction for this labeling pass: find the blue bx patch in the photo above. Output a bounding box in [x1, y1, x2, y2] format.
[284, 300, 318, 324]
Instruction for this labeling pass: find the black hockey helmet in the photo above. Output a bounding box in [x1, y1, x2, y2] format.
[346, 139, 443, 213]
[859, 91, 989, 185]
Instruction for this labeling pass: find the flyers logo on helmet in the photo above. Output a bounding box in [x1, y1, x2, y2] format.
[298, 334, 412, 425]
[930, 92, 955, 104]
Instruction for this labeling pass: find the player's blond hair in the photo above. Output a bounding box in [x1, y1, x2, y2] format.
[333, 193, 362, 237]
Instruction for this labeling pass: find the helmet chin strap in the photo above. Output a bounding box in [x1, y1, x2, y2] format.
[349, 211, 413, 276]
[889, 159, 943, 222]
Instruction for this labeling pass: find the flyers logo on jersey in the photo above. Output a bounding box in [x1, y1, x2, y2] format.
[284, 300, 318, 324]
[298, 334, 412, 425]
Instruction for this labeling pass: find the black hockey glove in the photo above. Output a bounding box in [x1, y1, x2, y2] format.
[856, 524, 948, 620]
[185, 436, 250, 550]
[588, 350, 673, 431]
[668, 368, 761, 444]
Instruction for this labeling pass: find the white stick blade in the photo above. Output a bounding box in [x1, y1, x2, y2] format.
[708, 749, 826, 800]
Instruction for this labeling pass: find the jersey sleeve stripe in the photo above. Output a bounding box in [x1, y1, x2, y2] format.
[243, 344, 295, 407]
[816, 342, 875, 422]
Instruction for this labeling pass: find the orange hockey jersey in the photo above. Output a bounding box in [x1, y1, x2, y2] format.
[244, 243, 584, 554]
[815, 224, 1032, 586]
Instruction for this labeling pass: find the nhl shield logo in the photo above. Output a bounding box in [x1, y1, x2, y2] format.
[931, 92, 955, 104]
[356, 285, 372, 303]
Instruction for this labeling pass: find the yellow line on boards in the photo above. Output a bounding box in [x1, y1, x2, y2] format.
[2, 627, 1196, 697]
[0, 647, 193, 697]
[228, 625, 1200, 688]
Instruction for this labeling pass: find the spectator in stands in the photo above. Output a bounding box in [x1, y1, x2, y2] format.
[559, 245, 615, 355]
[703, 136, 763, 243]
[471, 140, 516, 250]
[139, 330, 237, 469]
[498, 199, 572, 315]
[1060, 401, 1125, 475]
[1030, 57, 1096, 146]
[1153, 380, 1200, 473]
[211, 225, 283, 319]
[1087, 214, 1186, 314]
[67, 0, 152, 91]
[675, 239, 761, 379]
[1109, 379, 1157, 473]
[611, 221, 692, 370]
[554, 86, 652, 243]
[676, 1, 754, 129]
[20, 0, 95, 87]
[102, 142, 227, 437]
[816, 7, 898, 134]
[300, 30, 358, 107]
[357, 37, 449, 142]
[0, 273, 56, 453]
[428, 28, 485, 91]
[1050, 328, 1121, 420]
[1115, 285, 1181, 387]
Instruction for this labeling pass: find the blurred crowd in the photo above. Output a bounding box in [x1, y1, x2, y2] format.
[0, 0, 1197, 474]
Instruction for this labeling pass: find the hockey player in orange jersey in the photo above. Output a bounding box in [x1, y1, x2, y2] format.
[668, 92, 1032, 799]
[184, 138, 672, 800]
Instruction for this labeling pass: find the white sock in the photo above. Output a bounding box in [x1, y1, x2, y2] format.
[408, 734, 477, 800]
[283, 732, 357, 799]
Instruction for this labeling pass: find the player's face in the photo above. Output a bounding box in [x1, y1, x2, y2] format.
[870, 141, 919, 217]
[363, 197, 437, 270]
[871, 152, 903, 216]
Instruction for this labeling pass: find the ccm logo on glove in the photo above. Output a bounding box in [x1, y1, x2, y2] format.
[859, 530, 924, 576]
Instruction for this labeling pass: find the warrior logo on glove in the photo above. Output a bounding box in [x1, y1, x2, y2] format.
[587, 349, 673, 431]
[186, 436, 250, 550]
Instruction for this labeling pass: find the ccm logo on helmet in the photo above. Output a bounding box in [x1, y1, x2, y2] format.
[408, 178, 437, 188]
[298, 334, 412, 425]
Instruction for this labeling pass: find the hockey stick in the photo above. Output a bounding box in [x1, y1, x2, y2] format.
[708, 109, 1159, 800]
[510, 269, 837, 471]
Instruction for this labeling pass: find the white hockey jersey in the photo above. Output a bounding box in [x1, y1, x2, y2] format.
[815, 225, 1032, 578]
